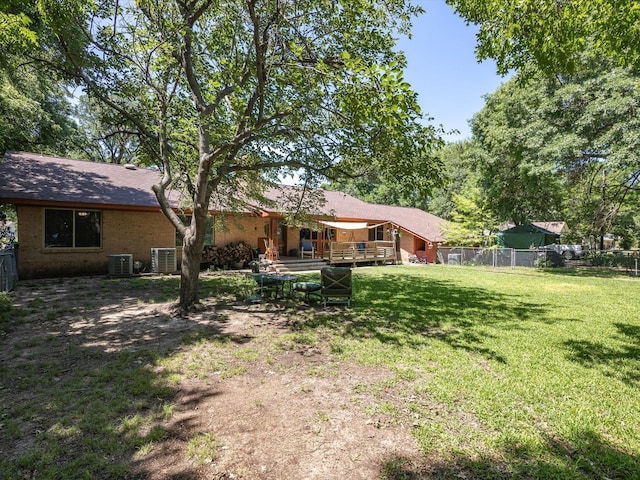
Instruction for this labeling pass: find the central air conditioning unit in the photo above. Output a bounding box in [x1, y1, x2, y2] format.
[151, 248, 177, 273]
[108, 254, 133, 276]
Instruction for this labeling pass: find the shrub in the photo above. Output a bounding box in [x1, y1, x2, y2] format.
[588, 252, 638, 268]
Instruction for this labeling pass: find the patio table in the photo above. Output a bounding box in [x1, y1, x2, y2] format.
[272, 274, 298, 298]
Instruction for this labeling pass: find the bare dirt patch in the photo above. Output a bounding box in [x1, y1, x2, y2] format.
[2, 274, 429, 479]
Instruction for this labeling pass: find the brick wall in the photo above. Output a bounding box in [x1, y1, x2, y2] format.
[14, 205, 434, 277]
[16, 206, 176, 279]
[286, 226, 300, 256]
[214, 214, 264, 249]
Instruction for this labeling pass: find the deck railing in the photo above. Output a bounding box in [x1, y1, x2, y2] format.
[327, 240, 397, 265]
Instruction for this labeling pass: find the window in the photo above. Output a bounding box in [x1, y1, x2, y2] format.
[300, 228, 311, 240]
[45, 209, 101, 248]
[301, 228, 327, 241]
[368, 225, 385, 241]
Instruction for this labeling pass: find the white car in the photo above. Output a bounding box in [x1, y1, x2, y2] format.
[542, 243, 587, 260]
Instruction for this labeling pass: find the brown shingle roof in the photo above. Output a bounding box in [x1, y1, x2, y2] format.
[369, 203, 446, 242]
[1, 152, 446, 242]
[263, 185, 446, 242]
[499, 221, 567, 235]
[0, 151, 179, 209]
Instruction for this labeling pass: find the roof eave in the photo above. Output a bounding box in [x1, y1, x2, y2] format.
[1, 197, 166, 213]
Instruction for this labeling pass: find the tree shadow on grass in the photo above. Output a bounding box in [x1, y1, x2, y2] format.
[379, 427, 639, 479]
[304, 271, 560, 364]
[543, 266, 640, 279]
[563, 322, 640, 387]
[101, 271, 246, 305]
[1, 274, 251, 479]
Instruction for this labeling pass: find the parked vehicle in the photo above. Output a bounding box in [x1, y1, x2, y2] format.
[533, 247, 565, 267]
[540, 243, 587, 260]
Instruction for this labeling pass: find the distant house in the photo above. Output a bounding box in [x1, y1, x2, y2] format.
[0, 151, 446, 279]
[531, 222, 567, 237]
[499, 221, 567, 238]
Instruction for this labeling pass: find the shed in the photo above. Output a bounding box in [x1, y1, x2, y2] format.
[496, 223, 559, 249]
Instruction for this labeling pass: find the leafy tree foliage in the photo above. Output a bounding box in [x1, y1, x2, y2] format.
[446, 0, 640, 75]
[611, 204, 640, 250]
[323, 114, 445, 209]
[423, 141, 482, 220]
[421, 141, 497, 246]
[446, 0, 640, 247]
[74, 95, 138, 164]
[11, 0, 443, 308]
[0, 1, 86, 156]
[442, 185, 496, 246]
[0, 67, 82, 155]
[470, 63, 640, 246]
[469, 78, 566, 225]
[322, 159, 443, 211]
[0, 1, 38, 57]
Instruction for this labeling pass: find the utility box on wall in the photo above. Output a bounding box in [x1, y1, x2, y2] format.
[108, 254, 133, 276]
[151, 248, 177, 273]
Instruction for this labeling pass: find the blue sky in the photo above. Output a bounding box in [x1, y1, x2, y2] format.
[396, 1, 510, 141]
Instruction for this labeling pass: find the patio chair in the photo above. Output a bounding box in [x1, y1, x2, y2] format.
[292, 280, 322, 303]
[263, 239, 279, 261]
[321, 267, 352, 307]
[300, 239, 315, 259]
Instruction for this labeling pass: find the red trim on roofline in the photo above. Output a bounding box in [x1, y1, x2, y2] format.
[3, 198, 165, 213]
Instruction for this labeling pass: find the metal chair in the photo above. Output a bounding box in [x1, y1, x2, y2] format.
[321, 267, 352, 307]
[292, 281, 322, 303]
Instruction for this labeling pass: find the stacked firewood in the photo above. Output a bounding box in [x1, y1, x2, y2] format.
[201, 242, 255, 269]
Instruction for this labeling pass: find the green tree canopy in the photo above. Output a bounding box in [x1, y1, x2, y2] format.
[0, 2, 84, 155]
[446, 0, 640, 75]
[74, 94, 139, 164]
[442, 185, 496, 246]
[446, 0, 640, 248]
[0, 67, 82, 155]
[469, 76, 566, 226]
[470, 62, 640, 246]
[12, 0, 443, 308]
[423, 140, 483, 220]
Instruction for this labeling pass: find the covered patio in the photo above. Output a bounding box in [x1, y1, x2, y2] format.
[295, 220, 398, 265]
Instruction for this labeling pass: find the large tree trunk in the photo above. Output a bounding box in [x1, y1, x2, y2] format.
[179, 233, 201, 308]
[178, 204, 208, 308]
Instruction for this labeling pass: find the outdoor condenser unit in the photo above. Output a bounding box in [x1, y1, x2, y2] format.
[151, 248, 177, 273]
[108, 254, 133, 276]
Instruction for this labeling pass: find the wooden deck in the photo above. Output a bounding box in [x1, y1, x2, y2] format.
[269, 241, 398, 270]
[325, 241, 397, 265]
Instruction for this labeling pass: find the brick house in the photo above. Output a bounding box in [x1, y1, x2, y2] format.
[0, 151, 446, 279]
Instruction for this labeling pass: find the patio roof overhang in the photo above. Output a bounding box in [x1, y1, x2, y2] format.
[319, 220, 370, 230]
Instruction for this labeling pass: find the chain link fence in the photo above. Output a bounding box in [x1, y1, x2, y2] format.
[436, 247, 561, 269]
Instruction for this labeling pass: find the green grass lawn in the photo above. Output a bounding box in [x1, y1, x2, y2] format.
[2, 265, 640, 479]
[316, 265, 640, 478]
